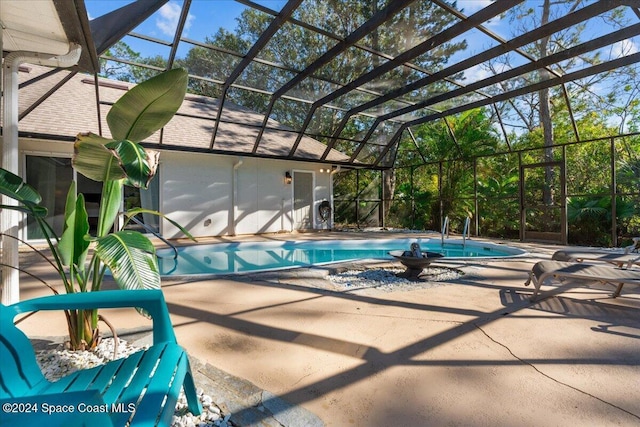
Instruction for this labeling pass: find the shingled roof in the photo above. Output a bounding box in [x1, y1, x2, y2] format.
[16, 64, 351, 163]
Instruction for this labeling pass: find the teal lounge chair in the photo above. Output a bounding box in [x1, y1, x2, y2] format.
[0, 290, 202, 426]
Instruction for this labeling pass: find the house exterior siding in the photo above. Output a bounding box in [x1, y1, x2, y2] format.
[19, 138, 333, 239]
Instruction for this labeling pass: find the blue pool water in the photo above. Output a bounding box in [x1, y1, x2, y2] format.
[157, 238, 525, 277]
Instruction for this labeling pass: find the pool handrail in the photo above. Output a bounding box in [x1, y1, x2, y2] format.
[462, 216, 471, 247]
[442, 216, 449, 246]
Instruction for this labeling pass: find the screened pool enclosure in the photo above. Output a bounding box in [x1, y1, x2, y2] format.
[3, 0, 640, 246]
[334, 133, 639, 247]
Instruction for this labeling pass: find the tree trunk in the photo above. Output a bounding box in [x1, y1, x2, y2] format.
[382, 5, 417, 223]
[382, 169, 396, 227]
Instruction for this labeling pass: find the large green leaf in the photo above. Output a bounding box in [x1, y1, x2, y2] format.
[568, 197, 608, 221]
[58, 183, 90, 270]
[0, 204, 47, 216]
[125, 208, 196, 241]
[95, 230, 160, 291]
[105, 140, 159, 189]
[610, 197, 637, 221]
[96, 180, 124, 237]
[0, 168, 45, 216]
[73, 133, 125, 182]
[107, 68, 188, 143]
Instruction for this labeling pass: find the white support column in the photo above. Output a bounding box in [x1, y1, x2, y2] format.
[1, 52, 21, 305]
[1, 44, 82, 304]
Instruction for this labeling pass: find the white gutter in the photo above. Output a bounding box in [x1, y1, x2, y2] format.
[230, 158, 243, 236]
[1, 43, 82, 304]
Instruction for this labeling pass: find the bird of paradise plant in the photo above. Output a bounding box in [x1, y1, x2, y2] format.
[0, 68, 192, 350]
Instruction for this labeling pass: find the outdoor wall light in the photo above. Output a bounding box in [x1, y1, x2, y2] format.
[285, 171, 292, 184]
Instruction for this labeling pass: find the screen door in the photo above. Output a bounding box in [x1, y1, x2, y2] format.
[293, 171, 313, 230]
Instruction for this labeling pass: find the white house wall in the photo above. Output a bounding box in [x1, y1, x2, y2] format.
[160, 151, 333, 238]
[18, 139, 333, 239]
[236, 157, 283, 235]
[161, 151, 232, 237]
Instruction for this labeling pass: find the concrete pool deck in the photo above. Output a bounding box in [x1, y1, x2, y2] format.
[13, 233, 640, 426]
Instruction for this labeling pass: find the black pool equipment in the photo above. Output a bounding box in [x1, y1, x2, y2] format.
[319, 200, 332, 223]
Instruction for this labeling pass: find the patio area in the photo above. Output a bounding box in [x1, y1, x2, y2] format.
[15, 233, 640, 427]
[2, 2, 640, 425]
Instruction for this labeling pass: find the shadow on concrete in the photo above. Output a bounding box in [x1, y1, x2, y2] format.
[164, 272, 640, 425]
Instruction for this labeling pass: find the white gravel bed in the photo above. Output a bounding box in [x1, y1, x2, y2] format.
[327, 267, 461, 292]
[36, 338, 233, 427]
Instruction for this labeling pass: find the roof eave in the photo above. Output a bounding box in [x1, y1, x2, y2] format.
[53, 0, 99, 72]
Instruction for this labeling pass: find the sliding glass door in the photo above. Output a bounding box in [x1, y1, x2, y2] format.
[25, 156, 74, 240]
[123, 175, 160, 233]
[24, 154, 159, 240]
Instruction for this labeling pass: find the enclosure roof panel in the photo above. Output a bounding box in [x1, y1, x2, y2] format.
[8, 0, 640, 168]
[15, 64, 350, 163]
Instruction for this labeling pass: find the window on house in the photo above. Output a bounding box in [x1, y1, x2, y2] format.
[25, 156, 74, 240]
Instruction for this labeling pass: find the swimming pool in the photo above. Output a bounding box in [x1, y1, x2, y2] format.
[157, 238, 526, 277]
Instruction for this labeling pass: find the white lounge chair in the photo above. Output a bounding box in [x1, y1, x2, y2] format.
[551, 250, 640, 268]
[524, 260, 640, 301]
[626, 237, 640, 253]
